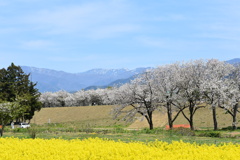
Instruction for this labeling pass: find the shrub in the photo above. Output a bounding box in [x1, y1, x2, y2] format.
[112, 125, 126, 133]
[13, 128, 28, 133]
[198, 131, 221, 138]
[28, 127, 40, 139]
[170, 127, 195, 136]
[140, 128, 163, 134]
[78, 124, 94, 134]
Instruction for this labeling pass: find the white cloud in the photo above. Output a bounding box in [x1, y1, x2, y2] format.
[136, 36, 204, 52]
[22, 1, 138, 39]
[21, 40, 54, 49]
[89, 24, 140, 39]
[195, 21, 240, 41]
[48, 53, 103, 63]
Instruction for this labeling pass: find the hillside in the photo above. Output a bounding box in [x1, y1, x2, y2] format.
[128, 107, 237, 129]
[32, 105, 240, 129]
[32, 105, 126, 127]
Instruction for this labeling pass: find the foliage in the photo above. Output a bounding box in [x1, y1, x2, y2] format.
[0, 63, 41, 122]
[0, 102, 22, 136]
[140, 127, 164, 134]
[0, 63, 41, 136]
[197, 131, 221, 138]
[170, 127, 195, 136]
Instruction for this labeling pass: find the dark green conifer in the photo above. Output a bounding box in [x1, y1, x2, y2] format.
[0, 63, 41, 136]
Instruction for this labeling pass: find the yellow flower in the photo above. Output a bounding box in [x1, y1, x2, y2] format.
[0, 137, 239, 159]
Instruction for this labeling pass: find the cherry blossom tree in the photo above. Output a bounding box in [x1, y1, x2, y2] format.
[100, 87, 118, 105]
[177, 60, 206, 130]
[73, 90, 90, 106]
[55, 90, 71, 107]
[39, 92, 58, 107]
[201, 59, 234, 130]
[38, 59, 240, 131]
[113, 71, 158, 130]
[153, 63, 186, 129]
[218, 64, 240, 130]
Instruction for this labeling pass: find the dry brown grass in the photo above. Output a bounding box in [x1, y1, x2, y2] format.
[128, 107, 239, 129]
[32, 105, 125, 126]
[32, 105, 240, 130]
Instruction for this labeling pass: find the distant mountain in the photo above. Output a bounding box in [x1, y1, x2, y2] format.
[21, 66, 150, 92]
[84, 74, 138, 90]
[226, 58, 240, 65]
[21, 58, 239, 92]
[86, 58, 240, 90]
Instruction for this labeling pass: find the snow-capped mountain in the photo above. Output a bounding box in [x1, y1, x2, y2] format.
[21, 66, 150, 92]
[20, 58, 240, 92]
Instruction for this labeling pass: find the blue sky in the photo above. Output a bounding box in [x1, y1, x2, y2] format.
[0, 0, 240, 73]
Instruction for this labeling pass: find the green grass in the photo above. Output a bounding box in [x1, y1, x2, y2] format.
[2, 124, 240, 145]
[5, 105, 240, 144]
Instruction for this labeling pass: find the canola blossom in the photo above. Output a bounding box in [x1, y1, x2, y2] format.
[0, 137, 240, 160]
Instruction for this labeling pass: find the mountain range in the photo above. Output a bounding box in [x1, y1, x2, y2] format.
[225, 58, 240, 65]
[21, 66, 151, 92]
[21, 58, 240, 92]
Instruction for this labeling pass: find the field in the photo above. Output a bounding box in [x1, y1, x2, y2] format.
[2, 137, 240, 160]
[32, 105, 239, 130]
[2, 105, 240, 159]
[1, 105, 239, 142]
[32, 105, 118, 125]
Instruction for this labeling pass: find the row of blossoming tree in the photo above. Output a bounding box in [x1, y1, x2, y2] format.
[40, 59, 240, 130]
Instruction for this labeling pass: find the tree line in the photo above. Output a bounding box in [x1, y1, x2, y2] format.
[40, 59, 240, 131]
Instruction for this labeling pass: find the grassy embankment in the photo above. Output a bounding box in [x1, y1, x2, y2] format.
[3, 105, 240, 144]
[31, 105, 238, 129]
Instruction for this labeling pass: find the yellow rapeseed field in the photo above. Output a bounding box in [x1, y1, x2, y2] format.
[0, 137, 240, 160]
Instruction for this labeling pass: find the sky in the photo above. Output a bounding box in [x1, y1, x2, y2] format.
[0, 0, 240, 73]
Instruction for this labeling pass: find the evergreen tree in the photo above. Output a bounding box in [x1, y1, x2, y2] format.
[0, 63, 41, 123]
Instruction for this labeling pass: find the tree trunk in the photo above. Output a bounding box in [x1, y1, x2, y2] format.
[0, 125, 4, 137]
[189, 115, 194, 130]
[181, 109, 194, 130]
[212, 106, 218, 130]
[232, 103, 238, 130]
[0, 119, 4, 137]
[189, 102, 194, 131]
[146, 111, 154, 130]
[167, 103, 173, 129]
[149, 120, 153, 130]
